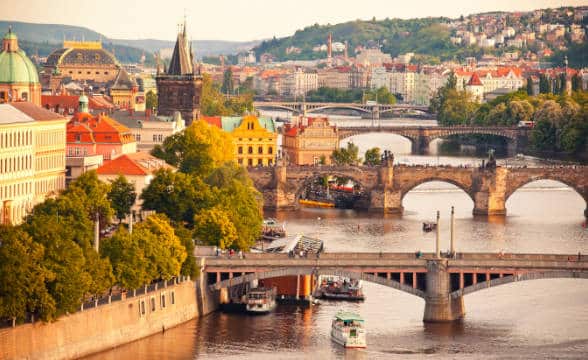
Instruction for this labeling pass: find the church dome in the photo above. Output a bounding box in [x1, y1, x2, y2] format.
[0, 28, 39, 84]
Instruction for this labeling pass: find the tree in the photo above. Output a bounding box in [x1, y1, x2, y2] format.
[134, 214, 187, 280]
[107, 175, 136, 223]
[221, 67, 234, 95]
[331, 142, 360, 165]
[0, 226, 56, 324]
[101, 228, 151, 290]
[174, 225, 198, 278]
[539, 74, 551, 94]
[63, 171, 113, 230]
[141, 169, 214, 227]
[364, 147, 382, 166]
[145, 90, 157, 111]
[436, 89, 479, 125]
[526, 77, 534, 95]
[193, 206, 238, 249]
[23, 214, 92, 317]
[151, 120, 235, 176]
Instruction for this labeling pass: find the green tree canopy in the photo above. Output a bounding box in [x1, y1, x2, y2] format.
[108, 175, 137, 223]
[0, 226, 56, 324]
[364, 147, 382, 166]
[331, 142, 361, 165]
[193, 206, 238, 249]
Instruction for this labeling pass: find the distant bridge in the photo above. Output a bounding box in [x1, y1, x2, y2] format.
[203, 252, 588, 322]
[254, 101, 430, 118]
[247, 164, 588, 217]
[336, 125, 529, 154]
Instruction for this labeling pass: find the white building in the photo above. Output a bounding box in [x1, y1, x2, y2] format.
[280, 68, 318, 97]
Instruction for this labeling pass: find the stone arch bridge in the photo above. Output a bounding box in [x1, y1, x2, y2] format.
[254, 101, 430, 118]
[337, 126, 529, 154]
[247, 164, 588, 217]
[203, 252, 588, 322]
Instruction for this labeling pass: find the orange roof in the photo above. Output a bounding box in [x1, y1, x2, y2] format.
[67, 112, 135, 145]
[97, 152, 175, 176]
[200, 116, 222, 129]
[42, 95, 114, 111]
[9, 102, 66, 121]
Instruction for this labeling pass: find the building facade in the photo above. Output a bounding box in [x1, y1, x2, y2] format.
[202, 115, 277, 167]
[66, 95, 136, 161]
[156, 22, 202, 125]
[0, 103, 67, 224]
[42, 40, 120, 86]
[282, 117, 339, 165]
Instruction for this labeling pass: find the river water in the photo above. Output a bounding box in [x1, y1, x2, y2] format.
[85, 129, 588, 360]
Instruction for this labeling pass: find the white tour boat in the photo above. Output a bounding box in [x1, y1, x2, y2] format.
[245, 287, 277, 313]
[330, 311, 367, 348]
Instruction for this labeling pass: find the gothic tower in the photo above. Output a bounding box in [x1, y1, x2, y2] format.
[156, 20, 203, 125]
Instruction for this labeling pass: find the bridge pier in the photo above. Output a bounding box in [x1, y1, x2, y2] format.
[411, 136, 430, 155]
[423, 259, 465, 322]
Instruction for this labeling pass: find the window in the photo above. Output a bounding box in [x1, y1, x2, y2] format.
[161, 293, 166, 308]
[248, 159, 253, 166]
[268, 147, 273, 155]
[257, 159, 262, 165]
[268, 159, 273, 165]
[150, 297, 156, 312]
[171, 291, 175, 305]
[75, 134, 81, 142]
[238, 146, 243, 154]
[153, 134, 158, 142]
[238, 158, 243, 164]
[139, 300, 146, 316]
[21, 92, 28, 101]
[248, 146, 253, 154]
[258, 146, 263, 154]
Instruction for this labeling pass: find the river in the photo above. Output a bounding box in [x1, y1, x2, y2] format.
[84, 130, 588, 360]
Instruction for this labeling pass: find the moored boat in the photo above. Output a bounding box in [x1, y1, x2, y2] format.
[246, 287, 277, 313]
[422, 222, 437, 232]
[331, 311, 366, 348]
[318, 277, 365, 301]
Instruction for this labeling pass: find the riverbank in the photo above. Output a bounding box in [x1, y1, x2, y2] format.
[0, 271, 219, 360]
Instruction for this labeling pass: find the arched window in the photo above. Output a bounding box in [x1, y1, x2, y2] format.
[238, 146, 243, 154]
[258, 146, 263, 154]
[248, 146, 253, 154]
[268, 146, 273, 155]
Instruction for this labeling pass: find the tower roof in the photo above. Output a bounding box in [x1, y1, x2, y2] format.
[111, 68, 136, 90]
[467, 72, 483, 86]
[0, 28, 39, 84]
[167, 22, 193, 75]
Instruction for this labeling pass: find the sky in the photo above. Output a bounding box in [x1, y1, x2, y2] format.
[2, 0, 586, 41]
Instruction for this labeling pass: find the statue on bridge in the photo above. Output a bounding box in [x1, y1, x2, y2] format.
[381, 150, 394, 167]
[482, 149, 496, 170]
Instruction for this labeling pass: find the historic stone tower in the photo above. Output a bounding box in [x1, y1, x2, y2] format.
[156, 20, 202, 125]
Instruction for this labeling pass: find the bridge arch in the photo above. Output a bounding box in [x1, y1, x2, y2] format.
[450, 270, 588, 299]
[254, 104, 298, 113]
[400, 178, 475, 203]
[209, 267, 425, 298]
[308, 105, 371, 114]
[505, 177, 587, 205]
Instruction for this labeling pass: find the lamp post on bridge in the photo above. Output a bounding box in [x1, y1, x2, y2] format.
[450, 206, 455, 256]
[435, 210, 440, 259]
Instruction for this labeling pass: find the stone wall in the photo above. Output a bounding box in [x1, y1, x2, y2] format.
[0, 280, 210, 360]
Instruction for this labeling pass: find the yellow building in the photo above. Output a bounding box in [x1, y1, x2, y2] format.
[282, 117, 339, 165]
[110, 68, 139, 110]
[0, 102, 67, 224]
[202, 115, 277, 167]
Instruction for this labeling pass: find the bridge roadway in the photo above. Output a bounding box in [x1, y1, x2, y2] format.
[202, 252, 588, 322]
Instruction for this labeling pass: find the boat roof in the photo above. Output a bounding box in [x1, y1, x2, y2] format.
[334, 311, 364, 321]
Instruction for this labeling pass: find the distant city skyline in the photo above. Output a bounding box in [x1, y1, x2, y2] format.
[1, 0, 586, 41]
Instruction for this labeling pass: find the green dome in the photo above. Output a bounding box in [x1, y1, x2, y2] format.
[0, 49, 39, 84]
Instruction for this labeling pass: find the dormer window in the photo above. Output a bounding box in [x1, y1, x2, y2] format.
[75, 134, 81, 142]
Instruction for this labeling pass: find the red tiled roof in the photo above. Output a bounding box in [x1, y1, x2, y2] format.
[97, 152, 175, 176]
[67, 112, 135, 145]
[42, 95, 114, 111]
[8, 102, 66, 121]
[200, 116, 222, 129]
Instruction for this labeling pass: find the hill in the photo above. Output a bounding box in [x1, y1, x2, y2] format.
[254, 17, 475, 63]
[0, 21, 260, 63]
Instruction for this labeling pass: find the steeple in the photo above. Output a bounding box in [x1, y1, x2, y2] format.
[167, 17, 193, 75]
[2, 26, 19, 52]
